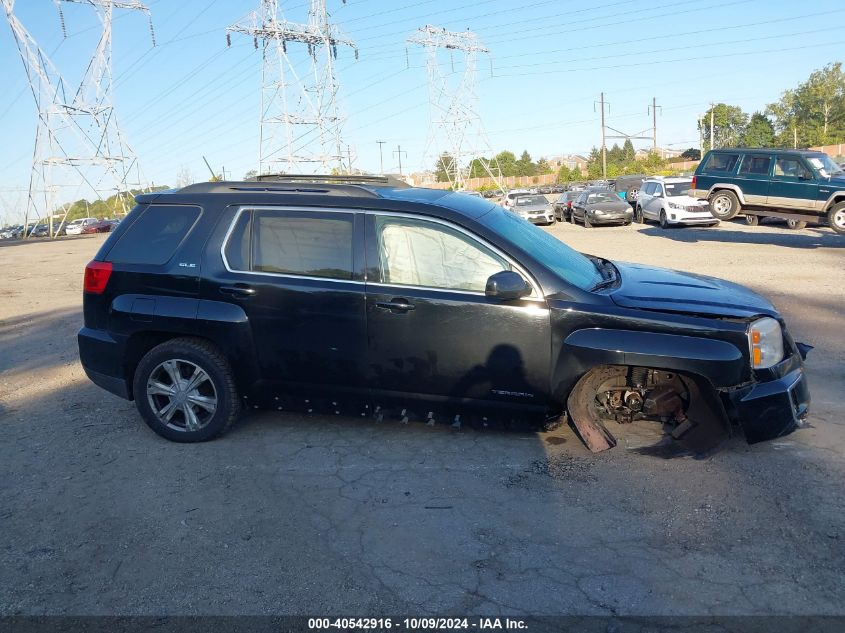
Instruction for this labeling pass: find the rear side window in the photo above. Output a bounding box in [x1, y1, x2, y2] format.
[702, 153, 740, 174]
[739, 155, 772, 175]
[107, 204, 200, 265]
[225, 209, 354, 280]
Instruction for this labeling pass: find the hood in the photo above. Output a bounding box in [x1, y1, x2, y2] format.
[588, 200, 630, 212]
[825, 174, 845, 187]
[513, 203, 549, 212]
[668, 195, 708, 206]
[610, 261, 777, 318]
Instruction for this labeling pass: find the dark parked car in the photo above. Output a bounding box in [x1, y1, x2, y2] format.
[78, 176, 810, 454]
[570, 189, 634, 227]
[612, 174, 647, 206]
[692, 149, 845, 233]
[552, 191, 580, 221]
[81, 219, 116, 234]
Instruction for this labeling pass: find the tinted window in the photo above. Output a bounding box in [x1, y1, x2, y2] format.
[587, 193, 619, 203]
[664, 181, 692, 196]
[223, 211, 251, 271]
[703, 153, 740, 173]
[375, 216, 508, 292]
[739, 155, 771, 175]
[773, 157, 812, 179]
[107, 204, 200, 265]
[250, 210, 353, 280]
[642, 182, 656, 195]
[485, 209, 603, 291]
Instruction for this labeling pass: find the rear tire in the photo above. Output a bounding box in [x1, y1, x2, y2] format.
[786, 219, 807, 231]
[745, 214, 759, 226]
[709, 190, 741, 220]
[634, 206, 644, 224]
[828, 202, 845, 235]
[133, 337, 239, 442]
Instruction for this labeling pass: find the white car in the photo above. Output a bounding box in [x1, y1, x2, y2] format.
[65, 217, 99, 235]
[635, 178, 718, 228]
[501, 189, 530, 208]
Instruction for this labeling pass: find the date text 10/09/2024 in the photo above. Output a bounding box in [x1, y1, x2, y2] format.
[308, 618, 529, 630]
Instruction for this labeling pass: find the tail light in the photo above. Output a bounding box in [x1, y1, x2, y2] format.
[691, 175, 697, 191]
[83, 260, 112, 294]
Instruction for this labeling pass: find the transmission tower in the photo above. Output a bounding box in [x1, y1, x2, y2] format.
[227, 0, 357, 176]
[408, 25, 503, 191]
[2, 0, 153, 237]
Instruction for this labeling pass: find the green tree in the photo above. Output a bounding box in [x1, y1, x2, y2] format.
[515, 150, 536, 177]
[536, 157, 552, 174]
[622, 139, 636, 163]
[699, 103, 748, 150]
[743, 112, 775, 147]
[434, 152, 454, 182]
[768, 63, 845, 147]
[555, 165, 573, 183]
[681, 148, 701, 160]
[494, 150, 517, 177]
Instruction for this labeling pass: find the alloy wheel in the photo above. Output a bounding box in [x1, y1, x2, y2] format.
[146, 359, 218, 432]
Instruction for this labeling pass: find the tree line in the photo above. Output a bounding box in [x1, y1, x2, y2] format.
[701, 63, 845, 152]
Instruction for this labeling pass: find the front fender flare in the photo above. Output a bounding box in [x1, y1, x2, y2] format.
[555, 328, 746, 397]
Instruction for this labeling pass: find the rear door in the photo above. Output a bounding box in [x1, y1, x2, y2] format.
[363, 212, 551, 415]
[210, 206, 367, 398]
[767, 155, 818, 209]
[735, 153, 772, 204]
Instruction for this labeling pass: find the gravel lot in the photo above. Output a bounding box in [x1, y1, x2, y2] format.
[0, 221, 843, 617]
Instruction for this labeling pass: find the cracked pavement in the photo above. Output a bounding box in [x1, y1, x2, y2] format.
[0, 222, 843, 616]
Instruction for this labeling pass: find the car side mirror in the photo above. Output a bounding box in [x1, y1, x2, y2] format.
[485, 270, 531, 301]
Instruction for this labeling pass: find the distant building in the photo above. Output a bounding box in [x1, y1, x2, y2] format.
[635, 147, 683, 160]
[546, 154, 588, 175]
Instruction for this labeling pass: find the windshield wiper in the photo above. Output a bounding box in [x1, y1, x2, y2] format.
[589, 257, 619, 291]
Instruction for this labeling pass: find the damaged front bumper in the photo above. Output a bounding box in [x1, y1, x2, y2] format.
[723, 351, 811, 444]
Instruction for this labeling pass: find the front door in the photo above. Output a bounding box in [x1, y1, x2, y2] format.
[767, 155, 818, 209]
[210, 207, 367, 398]
[364, 213, 551, 416]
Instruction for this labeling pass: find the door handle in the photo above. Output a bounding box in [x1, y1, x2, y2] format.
[376, 300, 415, 312]
[219, 284, 256, 297]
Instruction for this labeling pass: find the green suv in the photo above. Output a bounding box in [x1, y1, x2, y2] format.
[691, 149, 845, 234]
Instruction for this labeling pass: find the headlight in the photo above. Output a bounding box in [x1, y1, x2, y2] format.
[748, 317, 784, 369]
[668, 202, 681, 209]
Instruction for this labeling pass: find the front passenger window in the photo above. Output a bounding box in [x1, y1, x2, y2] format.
[375, 217, 509, 293]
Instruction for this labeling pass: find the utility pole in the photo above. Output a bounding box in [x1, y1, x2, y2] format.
[595, 92, 608, 180]
[710, 103, 715, 151]
[347, 145, 353, 174]
[394, 145, 407, 176]
[376, 140, 386, 174]
[648, 97, 661, 151]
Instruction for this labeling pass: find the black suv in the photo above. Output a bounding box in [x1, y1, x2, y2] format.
[78, 176, 811, 453]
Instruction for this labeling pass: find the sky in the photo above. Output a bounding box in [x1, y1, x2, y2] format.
[0, 0, 843, 223]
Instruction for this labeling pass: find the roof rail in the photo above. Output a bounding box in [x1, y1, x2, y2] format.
[170, 181, 383, 198]
[249, 173, 411, 188]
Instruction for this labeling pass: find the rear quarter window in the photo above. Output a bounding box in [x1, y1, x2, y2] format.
[702, 152, 740, 174]
[106, 204, 201, 265]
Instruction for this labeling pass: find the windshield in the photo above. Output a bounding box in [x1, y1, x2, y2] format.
[514, 195, 547, 206]
[485, 208, 603, 291]
[587, 192, 618, 204]
[664, 181, 692, 196]
[68, 219, 84, 225]
[807, 155, 844, 178]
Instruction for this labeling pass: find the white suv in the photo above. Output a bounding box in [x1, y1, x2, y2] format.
[501, 189, 530, 208]
[65, 217, 99, 235]
[635, 178, 718, 228]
